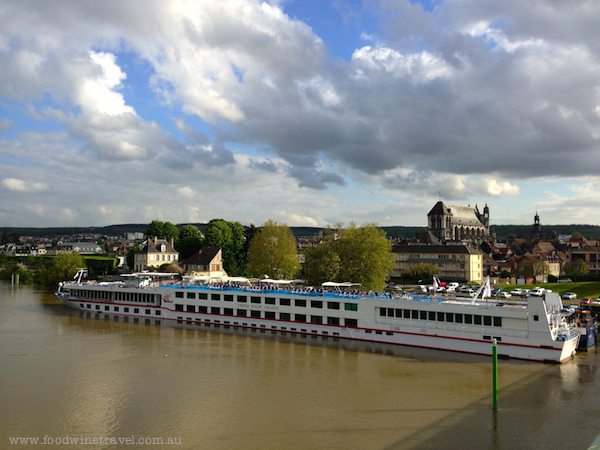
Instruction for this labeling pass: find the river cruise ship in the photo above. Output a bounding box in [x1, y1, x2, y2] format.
[56, 272, 579, 363]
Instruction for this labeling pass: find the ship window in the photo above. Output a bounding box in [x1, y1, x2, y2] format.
[295, 314, 307, 322]
[175, 304, 184, 311]
[105, 306, 109, 311]
[327, 302, 340, 310]
[145, 309, 150, 315]
[345, 318, 358, 327]
[95, 305, 100, 310]
[386, 332, 393, 336]
[265, 297, 276, 305]
[175, 292, 184, 298]
[155, 310, 161, 316]
[211, 307, 220, 314]
[237, 296, 247, 303]
[412, 310, 418, 319]
[280, 313, 291, 321]
[437, 312, 445, 322]
[199, 306, 208, 313]
[345, 303, 358, 312]
[114, 307, 119, 312]
[533, 315, 539, 321]
[251, 296, 261, 304]
[327, 317, 340, 325]
[211, 294, 221, 301]
[265, 311, 276, 319]
[365, 330, 372, 334]
[446, 313, 454, 322]
[396, 309, 403, 318]
[124, 307, 129, 313]
[311, 301, 323, 309]
[237, 310, 247, 317]
[87, 304, 91, 309]
[134, 308, 139, 313]
[295, 299, 307, 307]
[376, 331, 382, 335]
[280, 298, 291, 306]
[380, 308, 387, 317]
[187, 292, 196, 299]
[484, 316, 492, 326]
[224, 295, 234, 302]
[187, 305, 195, 312]
[455, 313, 463, 323]
[493, 317, 502, 327]
[224, 308, 234, 315]
[404, 309, 410, 319]
[420, 311, 427, 320]
[465, 314, 473, 324]
[199, 293, 208, 300]
[251, 310, 261, 318]
[429, 311, 436, 321]
[474, 315, 482, 325]
[311, 316, 323, 324]
[388, 308, 395, 317]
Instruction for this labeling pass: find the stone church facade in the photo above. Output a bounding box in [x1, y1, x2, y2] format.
[427, 201, 490, 243]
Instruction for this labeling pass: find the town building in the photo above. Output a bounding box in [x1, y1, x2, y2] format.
[427, 201, 490, 243]
[180, 247, 226, 278]
[133, 237, 179, 272]
[391, 243, 483, 282]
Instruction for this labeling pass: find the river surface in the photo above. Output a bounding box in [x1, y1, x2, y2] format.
[1, 283, 600, 450]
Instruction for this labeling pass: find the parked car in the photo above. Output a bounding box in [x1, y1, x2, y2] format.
[491, 287, 504, 296]
[580, 298, 594, 305]
[510, 288, 523, 296]
[530, 287, 545, 297]
[562, 292, 577, 300]
[495, 291, 512, 298]
[558, 278, 572, 283]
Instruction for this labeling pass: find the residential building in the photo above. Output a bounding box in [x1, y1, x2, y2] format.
[570, 243, 600, 275]
[180, 247, 226, 278]
[391, 243, 484, 282]
[134, 237, 179, 272]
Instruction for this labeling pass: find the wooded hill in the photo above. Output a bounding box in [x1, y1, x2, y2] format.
[4, 223, 600, 241]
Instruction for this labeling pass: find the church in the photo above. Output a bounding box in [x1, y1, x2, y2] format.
[427, 201, 490, 243]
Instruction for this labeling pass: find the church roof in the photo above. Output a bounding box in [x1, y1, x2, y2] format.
[427, 201, 484, 227]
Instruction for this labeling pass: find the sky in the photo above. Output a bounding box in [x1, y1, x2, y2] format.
[1, 0, 600, 229]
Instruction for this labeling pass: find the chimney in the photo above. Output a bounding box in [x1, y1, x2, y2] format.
[169, 237, 174, 247]
[154, 236, 157, 244]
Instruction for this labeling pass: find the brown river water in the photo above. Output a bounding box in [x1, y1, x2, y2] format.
[1, 282, 600, 450]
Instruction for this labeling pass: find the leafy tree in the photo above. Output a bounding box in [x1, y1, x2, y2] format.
[499, 269, 512, 278]
[178, 224, 203, 241]
[571, 232, 583, 239]
[402, 263, 439, 283]
[126, 245, 139, 270]
[563, 260, 589, 277]
[247, 220, 299, 279]
[177, 236, 204, 260]
[301, 222, 393, 290]
[303, 244, 341, 286]
[204, 219, 247, 276]
[39, 253, 86, 289]
[517, 260, 549, 282]
[145, 220, 179, 241]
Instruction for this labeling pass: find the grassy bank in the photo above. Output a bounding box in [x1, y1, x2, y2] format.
[495, 281, 600, 300]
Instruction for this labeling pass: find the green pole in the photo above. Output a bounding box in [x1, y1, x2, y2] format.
[16, 273, 19, 285]
[492, 338, 498, 410]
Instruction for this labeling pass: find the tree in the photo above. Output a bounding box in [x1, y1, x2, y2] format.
[126, 245, 139, 270]
[145, 220, 179, 241]
[178, 224, 203, 241]
[517, 260, 549, 282]
[302, 222, 393, 290]
[563, 260, 589, 277]
[402, 263, 439, 283]
[204, 219, 247, 276]
[247, 220, 299, 279]
[39, 252, 86, 289]
[303, 243, 341, 286]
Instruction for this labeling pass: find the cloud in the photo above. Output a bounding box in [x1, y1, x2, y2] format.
[2, 178, 49, 192]
[177, 186, 195, 199]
